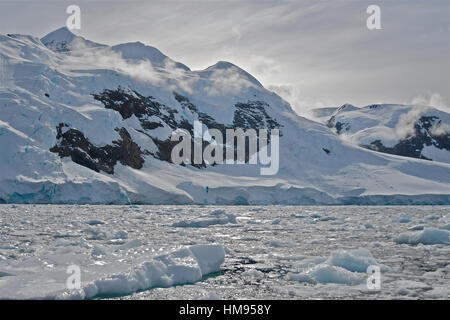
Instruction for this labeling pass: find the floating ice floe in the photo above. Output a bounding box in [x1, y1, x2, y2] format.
[198, 291, 222, 300]
[287, 264, 364, 285]
[171, 210, 237, 228]
[267, 239, 296, 248]
[392, 213, 411, 223]
[60, 244, 225, 299]
[319, 216, 337, 222]
[242, 269, 265, 279]
[83, 227, 108, 240]
[395, 227, 450, 245]
[324, 248, 382, 273]
[112, 230, 128, 239]
[86, 220, 105, 226]
[117, 239, 142, 250]
[286, 248, 385, 285]
[91, 245, 106, 257]
[408, 225, 426, 231]
[271, 218, 281, 225]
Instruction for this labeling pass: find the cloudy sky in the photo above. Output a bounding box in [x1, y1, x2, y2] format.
[1, 0, 449, 116]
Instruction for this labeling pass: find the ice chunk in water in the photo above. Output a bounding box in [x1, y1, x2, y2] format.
[395, 228, 450, 245]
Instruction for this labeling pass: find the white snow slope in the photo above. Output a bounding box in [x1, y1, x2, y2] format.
[326, 103, 450, 163]
[0, 27, 449, 205]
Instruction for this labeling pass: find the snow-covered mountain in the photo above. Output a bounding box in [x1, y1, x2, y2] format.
[311, 104, 358, 123]
[40, 26, 105, 52]
[326, 104, 450, 163]
[0, 27, 449, 204]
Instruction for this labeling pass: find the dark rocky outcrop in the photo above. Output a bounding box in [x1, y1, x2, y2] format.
[233, 101, 282, 134]
[327, 117, 350, 134]
[174, 93, 283, 163]
[52, 87, 284, 172]
[50, 123, 144, 174]
[174, 91, 225, 133]
[361, 116, 449, 160]
[92, 87, 189, 131]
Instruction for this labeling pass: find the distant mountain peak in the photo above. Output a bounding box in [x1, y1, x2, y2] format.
[41, 26, 104, 52]
[42, 26, 75, 41]
[206, 61, 239, 70]
[111, 41, 190, 71]
[204, 61, 263, 87]
[336, 103, 357, 113]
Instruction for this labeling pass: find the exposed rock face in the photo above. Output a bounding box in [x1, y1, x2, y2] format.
[92, 87, 190, 131]
[328, 104, 450, 162]
[92, 88, 199, 165]
[361, 116, 449, 160]
[174, 91, 225, 133]
[327, 118, 349, 134]
[41, 39, 71, 53]
[50, 87, 282, 173]
[233, 101, 281, 133]
[174, 92, 282, 134]
[50, 123, 144, 174]
[174, 93, 283, 163]
[326, 104, 358, 133]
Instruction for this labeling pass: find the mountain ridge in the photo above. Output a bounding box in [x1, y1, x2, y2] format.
[0, 28, 449, 204]
[326, 103, 450, 163]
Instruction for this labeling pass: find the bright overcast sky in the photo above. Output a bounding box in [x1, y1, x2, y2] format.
[1, 0, 449, 116]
